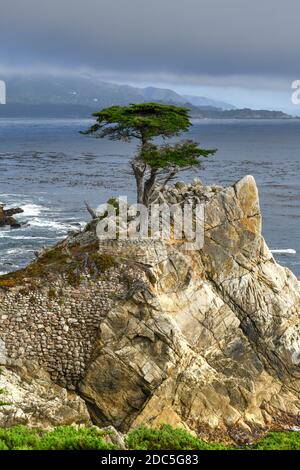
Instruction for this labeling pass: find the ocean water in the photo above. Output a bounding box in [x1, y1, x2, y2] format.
[0, 118, 300, 277]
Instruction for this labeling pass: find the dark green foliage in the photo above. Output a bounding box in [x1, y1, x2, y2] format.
[82, 103, 216, 205]
[125, 424, 230, 450]
[81, 102, 191, 142]
[143, 140, 215, 170]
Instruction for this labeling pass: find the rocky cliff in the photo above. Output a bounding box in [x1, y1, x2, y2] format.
[1, 175, 300, 443]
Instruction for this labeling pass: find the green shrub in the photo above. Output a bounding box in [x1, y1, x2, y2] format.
[0, 426, 40, 450]
[66, 270, 81, 286]
[89, 252, 116, 272]
[37, 426, 116, 450]
[125, 424, 230, 450]
[0, 441, 9, 450]
[252, 431, 300, 450]
[0, 426, 115, 450]
[1, 424, 300, 451]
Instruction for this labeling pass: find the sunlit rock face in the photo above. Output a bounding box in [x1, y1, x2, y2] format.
[0, 362, 91, 428]
[80, 176, 300, 443]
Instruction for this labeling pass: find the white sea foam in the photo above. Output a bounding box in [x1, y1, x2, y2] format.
[19, 204, 46, 217]
[271, 249, 297, 254]
[3, 247, 28, 255]
[29, 218, 85, 231]
[0, 232, 62, 240]
[0, 227, 10, 233]
[29, 218, 70, 231]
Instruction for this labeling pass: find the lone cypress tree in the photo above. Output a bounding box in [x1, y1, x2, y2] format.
[82, 102, 216, 206]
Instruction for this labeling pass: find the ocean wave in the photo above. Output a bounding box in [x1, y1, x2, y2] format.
[29, 218, 72, 231]
[0, 235, 62, 241]
[2, 247, 29, 255]
[0, 193, 27, 197]
[19, 203, 47, 217]
[271, 249, 297, 254]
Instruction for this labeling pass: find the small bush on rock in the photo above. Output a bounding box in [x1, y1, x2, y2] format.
[38, 426, 116, 450]
[0, 441, 8, 450]
[89, 253, 116, 272]
[125, 424, 230, 450]
[252, 431, 300, 450]
[0, 426, 40, 450]
[0, 426, 116, 451]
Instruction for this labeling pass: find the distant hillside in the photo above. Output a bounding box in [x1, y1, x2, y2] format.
[139, 86, 187, 104]
[0, 75, 294, 119]
[190, 107, 293, 119]
[183, 94, 235, 110]
[0, 103, 293, 120]
[4, 75, 144, 108]
[2, 75, 232, 110]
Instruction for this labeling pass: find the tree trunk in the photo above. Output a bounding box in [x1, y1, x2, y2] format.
[143, 168, 158, 207]
[131, 161, 145, 204]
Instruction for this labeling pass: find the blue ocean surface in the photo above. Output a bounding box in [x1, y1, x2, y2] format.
[0, 118, 300, 277]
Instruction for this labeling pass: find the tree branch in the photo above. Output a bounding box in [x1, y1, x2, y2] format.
[84, 200, 97, 220]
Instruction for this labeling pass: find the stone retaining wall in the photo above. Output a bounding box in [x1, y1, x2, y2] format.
[0, 274, 120, 389]
[0, 238, 163, 389]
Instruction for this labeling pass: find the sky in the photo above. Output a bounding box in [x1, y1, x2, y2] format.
[0, 0, 299, 112]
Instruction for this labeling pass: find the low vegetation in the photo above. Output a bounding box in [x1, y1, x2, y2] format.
[0, 388, 10, 407]
[0, 236, 116, 290]
[0, 424, 299, 450]
[89, 252, 116, 272]
[0, 426, 115, 451]
[125, 424, 230, 450]
[250, 431, 300, 450]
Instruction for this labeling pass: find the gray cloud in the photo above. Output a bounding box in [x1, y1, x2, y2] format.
[0, 0, 299, 98]
[0, 1, 299, 73]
